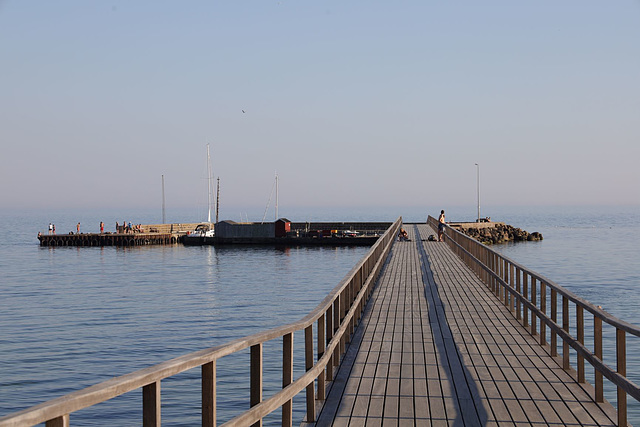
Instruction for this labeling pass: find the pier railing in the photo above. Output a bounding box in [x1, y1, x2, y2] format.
[428, 216, 640, 426]
[0, 218, 401, 427]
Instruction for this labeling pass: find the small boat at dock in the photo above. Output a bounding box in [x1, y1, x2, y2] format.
[182, 223, 215, 246]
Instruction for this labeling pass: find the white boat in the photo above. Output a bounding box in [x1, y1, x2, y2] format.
[183, 144, 216, 245]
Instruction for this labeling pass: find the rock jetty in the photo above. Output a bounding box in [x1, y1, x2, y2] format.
[452, 222, 543, 245]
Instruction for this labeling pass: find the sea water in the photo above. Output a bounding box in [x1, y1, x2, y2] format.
[0, 205, 638, 425]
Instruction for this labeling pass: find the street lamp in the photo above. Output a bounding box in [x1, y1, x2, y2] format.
[475, 163, 480, 222]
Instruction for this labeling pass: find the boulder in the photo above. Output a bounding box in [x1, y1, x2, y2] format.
[458, 223, 542, 245]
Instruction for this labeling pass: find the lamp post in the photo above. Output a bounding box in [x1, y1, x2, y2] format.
[475, 163, 480, 222]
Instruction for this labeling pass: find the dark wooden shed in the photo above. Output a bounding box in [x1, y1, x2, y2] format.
[275, 218, 291, 238]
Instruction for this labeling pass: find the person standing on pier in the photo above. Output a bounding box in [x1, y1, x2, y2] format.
[100, 221, 104, 234]
[77, 223, 80, 234]
[48, 223, 53, 234]
[438, 210, 446, 242]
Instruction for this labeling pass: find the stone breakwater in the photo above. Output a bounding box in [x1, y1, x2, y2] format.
[452, 223, 543, 245]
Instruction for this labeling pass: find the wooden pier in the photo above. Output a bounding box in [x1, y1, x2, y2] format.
[37, 222, 201, 247]
[38, 232, 179, 247]
[5, 217, 640, 426]
[315, 223, 619, 425]
[37, 222, 392, 247]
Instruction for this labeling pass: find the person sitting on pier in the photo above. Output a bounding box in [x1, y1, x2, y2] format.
[398, 228, 410, 241]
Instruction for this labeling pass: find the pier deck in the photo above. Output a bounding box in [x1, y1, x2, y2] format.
[314, 223, 618, 426]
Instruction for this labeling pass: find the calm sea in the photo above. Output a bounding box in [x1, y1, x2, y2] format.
[0, 205, 638, 425]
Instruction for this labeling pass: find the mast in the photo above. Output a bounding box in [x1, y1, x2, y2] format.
[161, 174, 166, 224]
[261, 172, 278, 224]
[206, 144, 212, 224]
[216, 177, 220, 224]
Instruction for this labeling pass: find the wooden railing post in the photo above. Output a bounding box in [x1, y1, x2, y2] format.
[480, 246, 485, 285]
[326, 306, 334, 381]
[282, 333, 293, 427]
[515, 267, 522, 321]
[503, 259, 508, 306]
[540, 282, 547, 346]
[594, 315, 603, 403]
[563, 296, 570, 371]
[489, 252, 494, 293]
[530, 277, 537, 337]
[523, 274, 529, 328]
[45, 415, 69, 427]
[305, 325, 316, 423]
[317, 314, 326, 400]
[491, 253, 500, 299]
[617, 328, 627, 427]
[333, 298, 341, 368]
[577, 305, 585, 383]
[143, 381, 161, 427]
[250, 343, 263, 427]
[496, 255, 502, 299]
[339, 290, 347, 353]
[509, 263, 515, 313]
[348, 280, 355, 340]
[480, 246, 485, 286]
[551, 289, 558, 357]
[485, 247, 490, 287]
[202, 361, 216, 427]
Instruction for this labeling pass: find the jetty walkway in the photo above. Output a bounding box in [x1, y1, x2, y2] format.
[3, 217, 639, 427]
[314, 224, 618, 426]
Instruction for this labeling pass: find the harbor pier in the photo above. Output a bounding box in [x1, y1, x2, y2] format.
[37, 222, 200, 247]
[37, 221, 393, 247]
[38, 232, 179, 247]
[7, 216, 640, 426]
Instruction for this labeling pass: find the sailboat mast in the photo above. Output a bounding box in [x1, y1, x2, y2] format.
[275, 171, 278, 221]
[161, 174, 166, 224]
[206, 144, 212, 224]
[216, 177, 220, 224]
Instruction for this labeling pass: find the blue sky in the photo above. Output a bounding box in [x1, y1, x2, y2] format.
[1, 1, 639, 215]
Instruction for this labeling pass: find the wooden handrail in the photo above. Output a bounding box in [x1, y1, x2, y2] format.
[428, 215, 639, 426]
[0, 218, 402, 427]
